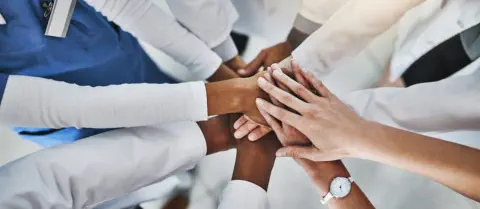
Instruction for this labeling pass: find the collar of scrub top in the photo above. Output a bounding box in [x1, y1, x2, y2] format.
[44, 0, 78, 38]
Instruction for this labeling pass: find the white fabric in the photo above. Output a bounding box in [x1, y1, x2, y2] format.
[342, 68, 480, 133]
[0, 75, 208, 128]
[389, 0, 480, 81]
[165, 0, 239, 52]
[213, 36, 239, 62]
[218, 180, 269, 209]
[292, 0, 426, 76]
[0, 121, 207, 209]
[84, 0, 222, 80]
[0, 13, 5, 25]
[298, 0, 348, 24]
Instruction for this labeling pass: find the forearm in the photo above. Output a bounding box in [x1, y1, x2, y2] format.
[297, 160, 373, 208]
[232, 132, 280, 190]
[359, 122, 480, 201]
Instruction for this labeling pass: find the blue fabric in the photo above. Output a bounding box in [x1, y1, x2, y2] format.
[0, 0, 178, 147]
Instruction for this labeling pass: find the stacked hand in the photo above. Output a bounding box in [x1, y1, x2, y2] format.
[235, 60, 372, 161]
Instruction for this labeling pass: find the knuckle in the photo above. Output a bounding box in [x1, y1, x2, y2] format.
[279, 94, 292, 103]
[294, 85, 306, 95]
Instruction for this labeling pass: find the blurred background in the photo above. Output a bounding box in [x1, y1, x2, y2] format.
[1, 0, 479, 208]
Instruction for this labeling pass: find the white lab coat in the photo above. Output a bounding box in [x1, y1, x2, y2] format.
[292, 0, 427, 76]
[0, 121, 267, 209]
[343, 0, 480, 134]
[83, 0, 238, 80]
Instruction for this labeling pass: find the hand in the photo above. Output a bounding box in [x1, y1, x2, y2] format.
[233, 60, 310, 145]
[255, 67, 371, 161]
[235, 71, 270, 126]
[237, 41, 293, 77]
[224, 56, 247, 74]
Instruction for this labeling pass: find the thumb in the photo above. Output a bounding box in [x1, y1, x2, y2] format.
[276, 146, 323, 161]
[240, 51, 267, 76]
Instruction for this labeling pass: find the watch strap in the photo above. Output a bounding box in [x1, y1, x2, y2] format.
[320, 192, 334, 205]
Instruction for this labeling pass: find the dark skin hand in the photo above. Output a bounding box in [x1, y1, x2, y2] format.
[224, 55, 247, 75]
[238, 41, 293, 77]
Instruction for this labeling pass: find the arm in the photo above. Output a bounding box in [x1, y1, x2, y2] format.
[0, 115, 237, 209]
[0, 73, 263, 128]
[255, 68, 480, 201]
[166, 0, 239, 62]
[218, 132, 281, 209]
[292, 0, 426, 75]
[356, 121, 480, 201]
[240, 0, 347, 76]
[341, 70, 480, 133]
[84, 0, 222, 80]
[297, 160, 374, 208]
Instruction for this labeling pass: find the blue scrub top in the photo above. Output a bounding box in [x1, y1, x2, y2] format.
[0, 0, 177, 147]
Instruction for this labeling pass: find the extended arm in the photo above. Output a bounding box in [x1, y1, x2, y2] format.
[292, 0, 426, 75]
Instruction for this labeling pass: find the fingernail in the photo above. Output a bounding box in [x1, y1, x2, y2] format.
[273, 69, 283, 77]
[257, 77, 267, 85]
[256, 98, 264, 106]
[234, 131, 242, 139]
[248, 134, 256, 141]
[271, 63, 280, 69]
[276, 150, 286, 157]
[238, 69, 246, 74]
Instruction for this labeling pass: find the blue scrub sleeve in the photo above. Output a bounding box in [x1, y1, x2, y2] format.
[0, 74, 9, 106]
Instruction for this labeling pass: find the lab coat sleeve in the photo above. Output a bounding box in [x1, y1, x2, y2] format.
[218, 180, 269, 209]
[0, 121, 207, 209]
[341, 70, 480, 133]
[292, 0, 426, 76]
[0, 75, 208, 128]
[166, 0, 239, 61]
[84, 0, 221, 80]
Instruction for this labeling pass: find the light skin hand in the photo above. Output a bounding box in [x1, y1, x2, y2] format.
[255, 68, 369, 161]
[237, 41, 293, 77]
[256, 67, 480, 201]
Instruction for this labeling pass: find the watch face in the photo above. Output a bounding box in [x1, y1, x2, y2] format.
[330, 177, 352, 198]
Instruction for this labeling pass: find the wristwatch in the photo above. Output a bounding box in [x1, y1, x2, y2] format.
[320, 176, 355, 204]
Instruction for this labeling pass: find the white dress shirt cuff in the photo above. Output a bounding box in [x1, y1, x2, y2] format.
[218, 180, 269, 209]
[212, 36, 239, 62]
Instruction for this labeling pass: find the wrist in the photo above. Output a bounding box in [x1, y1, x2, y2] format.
[297, 160, 350, 195]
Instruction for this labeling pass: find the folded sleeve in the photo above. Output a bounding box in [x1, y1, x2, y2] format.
[0, 121, 206, 209]
[341, 70, 480, 133]
[218, 180, 269, 209]
[84, 0, 221, 80]
[166, 0, 239, 61]
[293, 0, 425, 76]
[0, 75, 208, 128]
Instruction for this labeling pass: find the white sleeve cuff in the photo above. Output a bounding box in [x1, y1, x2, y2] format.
[212, 36, 239, 62]
[218, 180, 269, 209]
